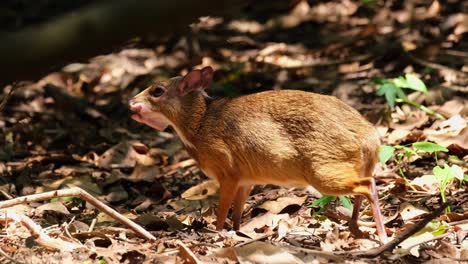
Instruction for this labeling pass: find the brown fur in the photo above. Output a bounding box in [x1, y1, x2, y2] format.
[130, 76, 387, 243]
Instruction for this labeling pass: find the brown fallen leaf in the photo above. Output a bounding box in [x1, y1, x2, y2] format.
[181, 180, 219, 201]
[127, 164, 161, 182]
[97, 141, 157, 168]
[440, 212, 468, 223]
[258, 195, 307, 214]
[410, 175, 439, 193]
[35, 202, 71, 216]
[424, 115, 468, 150]
[275, 218, 293, 242]
[240, 212, 290, 236]
[387, 129, 411, 144]
[390, 107, 429, 131]
[399, 202, 429, 222]
[431, 97, 467, 118]
[453, 14, 468, 35]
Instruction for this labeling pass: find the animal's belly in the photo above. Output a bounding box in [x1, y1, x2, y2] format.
[243, 165, 310, 187]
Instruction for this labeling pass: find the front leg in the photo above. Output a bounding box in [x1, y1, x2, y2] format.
[216, 180, 239, 231]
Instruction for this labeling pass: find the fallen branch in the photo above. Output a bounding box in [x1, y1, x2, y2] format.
[350, 202, 449, 258]
[4, 210, 83, 251]
[0, 187, 156, 241]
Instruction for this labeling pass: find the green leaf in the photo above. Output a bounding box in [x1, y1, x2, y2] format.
[375, 83, 391, 96]
[433, 165, 453, 187]
[338, 196, 353, 210]
[384, 86, 397, 109]
[392, 76, 409, 88]
[413, 142, 448, 153]
[448, 155, 463, 163]
[464, 174, 468, 181]
[379, 145, 395, 165]
[394, 145, 421, 159]
[395, 86, 407, 99]
[405, 73, 427, 92]
[309, 195, 335, 208]
[415, 220, 446, 236]
[431, 222, 447, 236]
[372, 78, 387, 85]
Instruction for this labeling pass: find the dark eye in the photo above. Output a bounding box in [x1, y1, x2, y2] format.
[150, 87, 165, 97]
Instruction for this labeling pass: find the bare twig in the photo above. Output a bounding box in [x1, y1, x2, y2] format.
[4, 210, 82, 251]
[0, 187, 156, 241]
[88, 218, 97, 232]
[177, 240, 202, 264]
[349, 202, 449, 258]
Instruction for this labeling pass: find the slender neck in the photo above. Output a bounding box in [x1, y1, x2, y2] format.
[167, 92, 207, 148]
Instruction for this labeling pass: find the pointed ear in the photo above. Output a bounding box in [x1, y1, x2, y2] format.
[178, 66, 214, 95]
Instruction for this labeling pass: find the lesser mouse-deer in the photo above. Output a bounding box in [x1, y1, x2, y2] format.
[129, 66, 387, 243]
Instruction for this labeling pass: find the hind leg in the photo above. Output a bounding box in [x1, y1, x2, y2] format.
[349, 195, 365, 238]
[308, 164, 387, 243]
[352, 178, 388, 244]
[365, 177, 388, 243]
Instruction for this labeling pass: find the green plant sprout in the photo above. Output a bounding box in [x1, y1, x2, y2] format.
[432, 164, 464, 212]
[308, 195, 353, 215]
[374, 73, 445, 120]
[379, 142, 464, 212]
[380, 144, 420, 188]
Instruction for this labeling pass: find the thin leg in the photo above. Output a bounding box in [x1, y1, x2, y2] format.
[216, 182, 239, 231]
[368, 177, 388, 244]
[349, 195, 365, 238]
[232, 185, 252, 230]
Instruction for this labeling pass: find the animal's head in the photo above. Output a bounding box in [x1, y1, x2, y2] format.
[129, 66, 214, 130]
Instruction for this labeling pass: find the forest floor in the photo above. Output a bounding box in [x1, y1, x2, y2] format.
[0, 0, 467, 263]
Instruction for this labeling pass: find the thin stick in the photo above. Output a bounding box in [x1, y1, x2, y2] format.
[5, 210, 82, 251]
[177, 240, 202, 264]
[88, 218, 97, 232]
[350, 202, 449, 258]
[0, 187, 156, 241]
